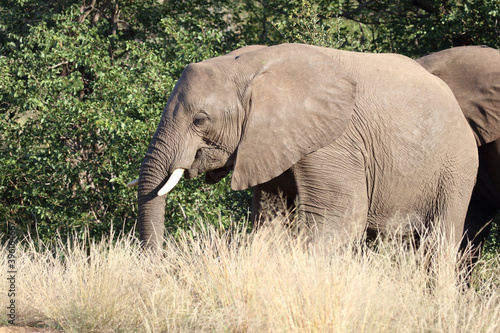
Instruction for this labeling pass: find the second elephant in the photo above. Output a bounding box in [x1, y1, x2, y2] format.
[132, 43, 478, 251]
[417, 45, 500, 265]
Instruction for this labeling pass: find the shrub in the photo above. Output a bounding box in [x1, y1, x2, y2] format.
[0, 0, 250, 243]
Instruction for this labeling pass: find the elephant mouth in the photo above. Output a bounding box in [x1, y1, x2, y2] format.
[187, 149, 236, 184]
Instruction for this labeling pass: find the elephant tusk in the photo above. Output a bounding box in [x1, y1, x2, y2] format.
[127, 178, 139, 187]
[158, 169, 184, 196]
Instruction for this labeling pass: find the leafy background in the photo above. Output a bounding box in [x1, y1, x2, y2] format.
[1, 0, 499, 251]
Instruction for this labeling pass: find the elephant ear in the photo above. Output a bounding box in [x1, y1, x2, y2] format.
[231, 44, 356, 191]
[417, 46, 500, 146]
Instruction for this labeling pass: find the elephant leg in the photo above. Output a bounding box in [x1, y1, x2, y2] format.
[292, 150, 368, 244]
[251, 186, 264, 226]
[460, 138, 500, 283]
[483, 137, 500, 206]
[461, 198, 496, 258]
[251, 169, 298, 228]
[251, 185, 297, 228]
[463, 139, 500, 256]
[459, 197, 496, 284]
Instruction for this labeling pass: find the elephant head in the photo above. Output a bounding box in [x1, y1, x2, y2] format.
[132, 44, 356, 249]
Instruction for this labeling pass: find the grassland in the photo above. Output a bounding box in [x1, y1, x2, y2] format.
[1, 222, 500, 333]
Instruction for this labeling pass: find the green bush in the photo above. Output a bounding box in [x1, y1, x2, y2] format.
[0, 0, 250, 243]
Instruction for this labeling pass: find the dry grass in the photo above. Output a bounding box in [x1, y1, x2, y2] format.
[1, 221, 500, 333]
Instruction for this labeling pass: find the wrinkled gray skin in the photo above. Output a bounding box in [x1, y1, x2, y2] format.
[417, 46, 500, 270]
[137, 43, 478, 251]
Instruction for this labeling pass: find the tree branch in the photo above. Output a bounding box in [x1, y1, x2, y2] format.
[78, 0, 96, 24]
[48, 61, 69, 69]
[111, 2, 120, 36]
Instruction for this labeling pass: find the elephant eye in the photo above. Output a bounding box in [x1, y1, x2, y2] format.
[194, 113, 209, 127]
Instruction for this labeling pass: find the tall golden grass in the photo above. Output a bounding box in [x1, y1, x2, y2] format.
[1, 221, 499, 333]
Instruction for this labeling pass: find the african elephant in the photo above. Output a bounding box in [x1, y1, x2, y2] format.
[417, 45, 500, 267]
[129, 43, 478, 251]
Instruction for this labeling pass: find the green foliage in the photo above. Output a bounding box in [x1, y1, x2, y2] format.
[0, 0, 249, 243]
[483, 214, 500, 260]
[331, 0, 500, 56]
[274, 1, 372, 51]
[269, 0, 500, 55]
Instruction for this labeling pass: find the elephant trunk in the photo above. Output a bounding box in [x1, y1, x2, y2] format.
[137, 187, 166, 250]
[137, 135, 178, 250]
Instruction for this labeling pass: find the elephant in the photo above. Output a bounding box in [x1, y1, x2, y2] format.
[417, 45, 500, 269]
[129, 43, 478, 251]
